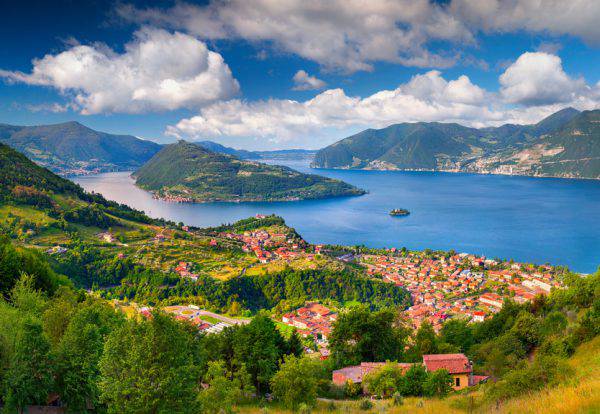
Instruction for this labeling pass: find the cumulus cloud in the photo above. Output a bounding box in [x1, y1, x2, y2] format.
[118, 0, 471, 72]
[292, 70, 326, 91]
[166, 70, 497, 141]
[0, 28, 239, 114]
[450, 0, 600, 45]
[167, 51, 600, 146]
[499, 52, 588, 106]
[119, 1, 600, 73]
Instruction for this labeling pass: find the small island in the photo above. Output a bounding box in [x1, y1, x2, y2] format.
[389, 208, 410, 216]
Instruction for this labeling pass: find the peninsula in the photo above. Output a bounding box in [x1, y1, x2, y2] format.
[133, 140, 365, 203]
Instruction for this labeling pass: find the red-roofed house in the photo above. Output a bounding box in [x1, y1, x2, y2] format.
[423, 353, 472, 390]
[333, 353, 475, 391]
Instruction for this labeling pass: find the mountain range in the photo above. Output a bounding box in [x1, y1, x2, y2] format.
[0, 121, 162, 175]
[0, 121, 315, 175]
[133, 140, 364, 202]
[312, 108, 600, 179]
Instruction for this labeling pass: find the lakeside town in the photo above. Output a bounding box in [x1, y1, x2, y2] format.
[148, 215, 565, 355]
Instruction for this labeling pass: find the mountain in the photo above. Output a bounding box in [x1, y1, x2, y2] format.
[134, 141, 365, 202]
[195, 141, 317, 161]
[312, 122, 488, 170]
[195, 140, 258, 159]
[312, 107, 600, 179]
[470, 109, 600, 179]
[0, 121, 162, 175]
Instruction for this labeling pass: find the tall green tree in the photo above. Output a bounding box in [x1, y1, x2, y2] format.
[271, 355, 318, 410]
[54, 301, 124, 412]
[286, 329, 304, 357]
[4, 320, 54, 414]
[407, 321, 438, 361]
[99, 312, 201, 414]
[329, 306, 407, 367]
[197, 360, 253, 414]
[232, 313, 286, 394]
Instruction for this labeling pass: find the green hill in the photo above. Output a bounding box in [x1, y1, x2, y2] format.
[312, 107, 600, 179]
[312, 122, 486, 170]
[134, 141, 365, 202]
[0, 121, 161, 175]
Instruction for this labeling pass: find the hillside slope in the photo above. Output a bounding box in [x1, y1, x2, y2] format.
[134, 141, 365, 202]
[313, 107, 599, 179]
[0, 121, 161, 174]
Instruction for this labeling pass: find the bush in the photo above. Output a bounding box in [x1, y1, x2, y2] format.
[423, 369, 453, 397]
[392, 391, 403, 406]
[344, 379, 362, 398]
[397, 364, 428, 396]
[359, 399, 373, 411]
[363, 362, 403, 398]
[271, 355, 318, 409]
[486, 355, 572, 402]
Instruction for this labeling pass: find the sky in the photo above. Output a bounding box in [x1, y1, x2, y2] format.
[1, 0, 600, 150]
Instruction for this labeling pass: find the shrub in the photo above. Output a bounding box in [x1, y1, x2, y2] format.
[397, 364, 428, 396]
[359, 399, 373, 410]
[423, 369, 453, 397]
[392, 392, 403, 406]
[363, 362, 403, 398]
[345, 379, 362, 398]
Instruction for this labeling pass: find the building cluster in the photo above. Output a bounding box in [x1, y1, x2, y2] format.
[140, 304, 249, 334]
[360, 252, 562, 331]
[281, 303, 337, 355]
[332, 353, 488, 392]
[221, 227, 317, 264]
[174, 261, 199, 281]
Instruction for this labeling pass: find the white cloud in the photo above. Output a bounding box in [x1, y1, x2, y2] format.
[0, 27, 239, 114]
[119, 1, 600, 73]
[499, 52, 588, 106]
[450, 0, 600, 45]
[167, 52, 600, 147]
[118, 0, 471, 73]
[292, 70, 326, 91]
[166, 70, 498, 142]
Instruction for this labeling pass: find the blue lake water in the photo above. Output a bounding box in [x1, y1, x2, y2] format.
[74, 159, 600, 273]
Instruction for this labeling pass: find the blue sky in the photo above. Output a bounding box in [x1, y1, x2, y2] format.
[1, 0, 599, 150]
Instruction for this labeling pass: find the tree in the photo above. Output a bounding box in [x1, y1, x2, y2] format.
[10, 273, 47, 316]
[271, 355, 318, 409]
[397, 364, 428, 396]
[440, 319, 474, 353]
[43, 286, 78, 346]
[286, 329, 304, 357]
[363, 362, 404, 398]
[329, 306, 407, 367]
[4, 319, 54, 414]
[423, 369, 453, 397]
[54, 301, 124, 412]
[197, 360, 252, 414]
[99, 312, 201, 413]
[407, 321, 438, 361]
[232, 313, 287, 394]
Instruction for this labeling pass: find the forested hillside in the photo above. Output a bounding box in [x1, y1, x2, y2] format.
[134, 140, 365, 202]
[313, 107, 600, 179]
[0, 121, 161, 174]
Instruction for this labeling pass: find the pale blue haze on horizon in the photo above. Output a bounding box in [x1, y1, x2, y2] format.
[74, 159, 600, 274]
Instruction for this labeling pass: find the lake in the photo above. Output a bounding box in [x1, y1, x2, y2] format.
[74, 159, 600, 273]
